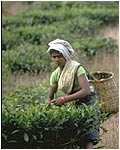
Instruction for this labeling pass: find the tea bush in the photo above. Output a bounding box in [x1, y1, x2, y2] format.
[24, 1, 118, 11]
[2, 25, 71, 50]
[73, 37, 118, 55]
[2, 2, 118, 50]
[2, 36, 117, 73]
[2, 43, 56, 73]
[2, 82, 49, 104]
[2, 2, 118, 30]
[2, 2, 117, 148]
[2, 1, 118, 73]
[2, 85, 108, 148]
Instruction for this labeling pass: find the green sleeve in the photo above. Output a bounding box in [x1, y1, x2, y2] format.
[77, 66, 86, 77]
[50, 67, 60, 86]
[77, 66, 88, 80]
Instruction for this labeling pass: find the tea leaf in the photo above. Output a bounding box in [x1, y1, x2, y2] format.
[24, 133, 29, 142]
[11, 129, 20, 134]
[2, 133, 7, 141]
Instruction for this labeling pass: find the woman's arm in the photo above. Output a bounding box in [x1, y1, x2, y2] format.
[52, 74, 90, 105]
[48, 85, 58, 104]
[65, 74, 90, 102]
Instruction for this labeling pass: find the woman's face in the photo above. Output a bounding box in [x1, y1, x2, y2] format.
[51, 51, 66, 68]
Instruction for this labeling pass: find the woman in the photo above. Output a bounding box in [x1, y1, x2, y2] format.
[47, 39, 99, 149]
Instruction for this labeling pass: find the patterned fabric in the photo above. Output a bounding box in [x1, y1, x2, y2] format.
[50, 65, 87, 91]
[58, 60, 80, 94]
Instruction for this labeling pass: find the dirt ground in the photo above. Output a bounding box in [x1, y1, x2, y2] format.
[95, 112, 119, 149]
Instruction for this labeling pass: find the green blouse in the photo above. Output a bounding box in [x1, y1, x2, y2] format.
[50, 66, 88, 92]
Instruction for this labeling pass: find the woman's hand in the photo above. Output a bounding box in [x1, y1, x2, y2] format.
[51, 97, 66, 106]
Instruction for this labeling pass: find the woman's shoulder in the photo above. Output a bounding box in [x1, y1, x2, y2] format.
[50, 67, 61, 86]
[51, 67, 61, 78]
[52, 67, 60, 74]
[77, 65, 86, 77]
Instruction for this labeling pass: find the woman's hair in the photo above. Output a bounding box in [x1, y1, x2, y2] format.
[50, 49, 62, 55]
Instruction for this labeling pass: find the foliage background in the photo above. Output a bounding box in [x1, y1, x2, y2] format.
[2, 1, 119, 149]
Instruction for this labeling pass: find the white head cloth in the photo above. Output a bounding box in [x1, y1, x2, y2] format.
[47, 39, 74, 61]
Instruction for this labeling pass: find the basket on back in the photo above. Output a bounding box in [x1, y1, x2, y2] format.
[88, 71, 119, 113]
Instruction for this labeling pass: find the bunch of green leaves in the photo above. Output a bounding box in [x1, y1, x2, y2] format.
[2, 1, 118, 50]
[2, 89, 108, 149]
[2, 43, 55, 73]
[2, 81, 49, 106]
[24, 1, 118, 11]
[2, 35, 117, 73]
[2, 1, 118, 73]
[73, 37, 118, 56]
[2, 1, 118, 30]
[2, 24, 70, 50]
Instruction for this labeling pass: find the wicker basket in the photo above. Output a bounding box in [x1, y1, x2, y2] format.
[88, 71, 119, 113]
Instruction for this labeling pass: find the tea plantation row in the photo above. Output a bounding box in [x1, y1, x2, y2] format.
[2, 1, 118, 73]
[3, 1, 118, 30]
[2, 2, 118, 50]
[2, 82, 108, 149]
[2, 2, 117, 148]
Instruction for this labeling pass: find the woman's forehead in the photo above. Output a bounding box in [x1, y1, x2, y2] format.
[51, 50, 61, 55]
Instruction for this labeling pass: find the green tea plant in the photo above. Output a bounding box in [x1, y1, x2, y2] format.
[2, 1, 118, 50]
[2, 1, 118, 73]
[2, 36, 117, 73]
[2, 2, 118, 30]
[2, 81, 49, 104]
[73, 37, 118, 56]
[2, 92, 108, 149]
[2, 43, 55, 73]
[2, 24, 71, 50]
